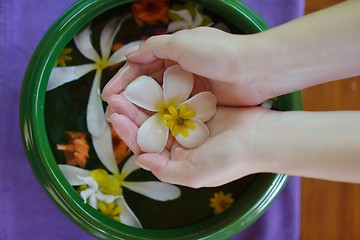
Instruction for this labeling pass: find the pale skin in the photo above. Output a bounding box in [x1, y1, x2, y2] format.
[102, 1, 360, 188]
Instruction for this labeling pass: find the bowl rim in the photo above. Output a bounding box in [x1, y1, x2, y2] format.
[20, 0, 302, 239]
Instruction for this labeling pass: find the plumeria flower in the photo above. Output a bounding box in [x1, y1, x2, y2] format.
[47, 15, 142, 173]
[167, 4, 213, 33]
[49, 15, 180, 228]
[59, 155, 181, 228]
[47, 15, 142, 91]
[124, 65, 217, 153]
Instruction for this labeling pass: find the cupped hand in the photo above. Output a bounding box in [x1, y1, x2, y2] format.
[102, 27, 272, 107]
[106, 93, 269, 188]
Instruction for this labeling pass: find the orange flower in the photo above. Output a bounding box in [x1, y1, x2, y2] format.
[56, 131, 90, 168]
[132, 0, 169, 27]
[110, 125, 132, 163]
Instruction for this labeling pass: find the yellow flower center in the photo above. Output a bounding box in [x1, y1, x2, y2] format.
[163, 103, 196, 138]
[90, 169, 124, 195]
[54, 48, 73, 67]
[96, 58, 110, 71]
[97, 201, 122, 222]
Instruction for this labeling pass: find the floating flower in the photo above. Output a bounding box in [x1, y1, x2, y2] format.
[209, 191, 234, 214]
[167, 3, 213, 33]
[132, 0, 169, 27]
[48, 16, 177, 228]
[98, 201, 122, 222]
[124, 65, 217, 153]
[59, 155, 181, 228]
[47, 15, 142, 91]
[48, 15, 143, 177]
[56, 131, 90, 168]
[54, 47, 72, 67]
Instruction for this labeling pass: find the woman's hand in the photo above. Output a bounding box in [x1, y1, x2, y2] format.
[102, 27, 275, 107]
[106, 93, 268, 187]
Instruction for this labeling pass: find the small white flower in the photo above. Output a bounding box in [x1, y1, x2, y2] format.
[167, 5, 213, 33]
[78, 176, 121, 209]
[59, 155, 181, 228]
[124, 65, 217, 153]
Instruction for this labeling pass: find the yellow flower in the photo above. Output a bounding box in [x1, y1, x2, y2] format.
[90, 169, 123, 195]
[163, 104, 196, 137]
[209, 191, 234, 214]
[124, 65, 217, 153]
[98, 201, 122, 222]
[54, 48, 72, 67]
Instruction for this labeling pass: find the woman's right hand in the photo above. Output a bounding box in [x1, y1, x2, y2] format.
[102, 27, 276, 107]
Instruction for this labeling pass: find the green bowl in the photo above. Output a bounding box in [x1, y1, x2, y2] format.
[20, 0, 302, 239]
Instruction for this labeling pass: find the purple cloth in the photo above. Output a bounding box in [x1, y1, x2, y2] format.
[0, 0, 304, 239]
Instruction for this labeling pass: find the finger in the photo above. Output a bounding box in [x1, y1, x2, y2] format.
[105, 105, 114, 122]
[126, 32, 189, 64]
[109, 113, 142, 155]
[102, 60, 165, 101]
[126, 35, 171, 63]
[136, 152, 207, 188]
[107, 94, 149, 127]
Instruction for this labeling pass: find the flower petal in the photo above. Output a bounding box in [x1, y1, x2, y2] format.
[172, 9, 192, 25]
[96, 192, 121, 204]
[108, 40, 143, 66]
[261, 99, 273, 109]
[118, 199, 142, 228]
[81, 176, 99, 189]
[192, 5, 204, 27]
[163, 65, 194, 106]
[89, 195, 98, 209]
[124, 75, 164, 111]
[167, 21, 188, 33]
[121, 155, 140, 178]
[92, 126, 120, 175]
[74, 24, 101, 62]
[47, 64, 96, 91]
[86, 70, 119, 174]
[122, 181, 181, 201]
[80, 188, 95, 205]
[137, 113, 168, 153]
[183, 91, 217, 122]
[87, 70, 107, 138]
[100, 16, 129, 61]
[58, 164, 90, 185]
[175, 118, 209, 149]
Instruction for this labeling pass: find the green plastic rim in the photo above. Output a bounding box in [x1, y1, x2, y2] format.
[20, 0, 302, 239]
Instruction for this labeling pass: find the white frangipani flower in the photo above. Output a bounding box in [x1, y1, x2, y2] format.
[167, 5, 213, 33]
[52, 15, 180, 227]
[59, 155, 181, 228]
[47, 16, 142, 174]
[124, 65, 217, 153]
[48, 15, 142, 180]
[47, 15, 142, 91]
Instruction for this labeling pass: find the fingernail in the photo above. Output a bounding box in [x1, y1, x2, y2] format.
[135, 159, 151, 171]
[125, 45, 140, 56]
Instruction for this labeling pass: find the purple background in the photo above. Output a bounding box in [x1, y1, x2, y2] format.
[0, 0, 304, 239]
